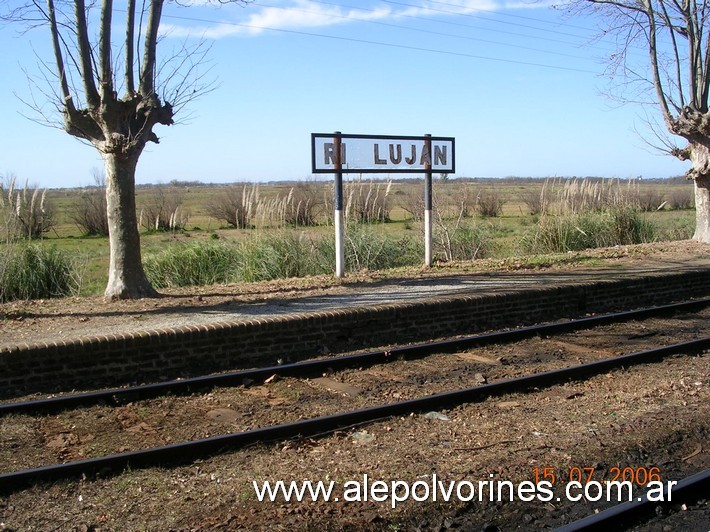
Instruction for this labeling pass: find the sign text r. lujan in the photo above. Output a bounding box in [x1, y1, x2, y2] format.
[311, 134, 455, 174]
[323, 142, 449, 167]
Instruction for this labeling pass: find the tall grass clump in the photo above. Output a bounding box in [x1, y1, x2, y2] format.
[254, 183, 324, 228]
[300, 224, 420, 273]
[238, 232, 322, 282]
[143, 241, 241, 288]
[138, 184, 189, 232]
[0, 244, 80, 302]
[0, 175, 56, 242]
[204, 184, 259, 229]
[522, 208, 656, 254]
[144, 227, 423, 288]
[557, 177, 636, 213]
[329, 179, 391, 224]
[342, 224, 420, 270]
[602, 208, 657, 246]
[435, 222, 492, 262]
[433, 192, 492, 262]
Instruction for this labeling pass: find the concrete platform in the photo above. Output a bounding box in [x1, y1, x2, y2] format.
[1, 253, 710, 398]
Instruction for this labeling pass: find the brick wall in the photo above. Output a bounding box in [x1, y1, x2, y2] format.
[1, 268, 708, 398]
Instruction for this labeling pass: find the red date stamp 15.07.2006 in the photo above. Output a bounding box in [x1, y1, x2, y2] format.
[532, 466, 663, 487]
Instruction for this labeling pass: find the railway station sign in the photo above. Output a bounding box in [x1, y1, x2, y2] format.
[311, 133, 455, 174]
[312, 132, 455, 277]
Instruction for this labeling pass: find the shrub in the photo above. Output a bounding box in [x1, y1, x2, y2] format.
[519, 183, 554, 215]
[522, 208, 656, 254]
[282, 182, 324, 226]
[255, 183, 325, 229]
[238, 232, 321, 282]
[143, 241, 241, 288]
[143, 227, 422, 288]
[71, 172, 109, 236]
[398, 189, 425, 222]
[342, 224, 420, 270]
[139, 184, 189, 231]
[344, 179, 392, 223]
[204, 184, 258, 229]
[436, 184, 476, 219]
[436, 222, 491, 262]
[0, 245, 80, 302]
[636, 188, 666, 212]
[0, 176, 56, 241]
[667, 188, 694, 210]
[475, 189, 505, 217]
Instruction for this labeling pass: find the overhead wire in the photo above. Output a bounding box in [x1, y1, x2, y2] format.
[162, 10, 599, 73]
[382, 0, 595, 39]
[253, 0, 596, 61]
[305, 0, 629, 55]
[423, 0, 595, 32]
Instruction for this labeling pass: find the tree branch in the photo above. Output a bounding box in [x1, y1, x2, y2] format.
[99, 0, 114, 100]
[139, 0, 163, 97]
[74, 0, 99, 107]
[658, 0, 686, 109]
[644, 0, 676, 128]
[124, 0, 136, 96]
[45, 0, 74, 114]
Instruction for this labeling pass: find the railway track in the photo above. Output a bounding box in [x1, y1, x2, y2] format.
[3, 297, 710, 416]
[2, 337, 707, 494]
[1, 298, 708, 504]
[557, 468, 710, 531]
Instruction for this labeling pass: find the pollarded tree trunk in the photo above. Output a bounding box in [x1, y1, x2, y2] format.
[694, 175, 710, 243]
[688, 140, 710, 243]
[103, 151, 158, 299]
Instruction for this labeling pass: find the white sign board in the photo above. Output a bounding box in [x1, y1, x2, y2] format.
[311, 133, 455, 174]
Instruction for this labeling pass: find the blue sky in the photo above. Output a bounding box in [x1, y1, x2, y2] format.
[0, 0, 691, 188]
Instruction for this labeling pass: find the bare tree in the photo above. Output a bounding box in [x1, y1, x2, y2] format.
[139, 183, 189, 231]
[205, 184, 259, 229]
[71, 168, 109, 236]
[573, 0, 710, 242]
[2, 0, 250, 298]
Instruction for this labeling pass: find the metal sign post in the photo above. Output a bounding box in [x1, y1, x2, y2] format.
[424, 134, 433, 267]
[311, 132, 455, 276]
[333, 133, 345, 278]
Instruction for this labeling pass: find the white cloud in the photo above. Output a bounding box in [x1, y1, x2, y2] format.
[160, 0, 533, 40]
[241, 0, 392, 35]
[161, 0, 393, 39]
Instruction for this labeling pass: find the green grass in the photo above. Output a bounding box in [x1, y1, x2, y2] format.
[0, 178, 695, 299]
[0, 244, 80, 302]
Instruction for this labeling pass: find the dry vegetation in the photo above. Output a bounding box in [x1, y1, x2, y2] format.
[0, 175, 698, 299]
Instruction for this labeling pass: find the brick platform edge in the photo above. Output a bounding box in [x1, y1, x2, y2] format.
[2, 268, 709, 398]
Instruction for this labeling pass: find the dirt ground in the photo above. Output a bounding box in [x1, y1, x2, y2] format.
[0, 241, 709, 530]
[0, 349, 707, 530]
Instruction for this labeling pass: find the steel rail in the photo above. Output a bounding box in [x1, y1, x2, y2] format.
[556, 468, 710, 531]
[0, 336, 707, 494]
[2, 297, 709, 417]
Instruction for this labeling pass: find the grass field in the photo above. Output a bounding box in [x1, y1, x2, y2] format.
[1, 176, 697, 297]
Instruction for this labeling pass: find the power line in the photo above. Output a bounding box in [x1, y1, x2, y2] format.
[382, 0, 594, 40]
[162, 11, 598, 74]
[254, 0, 596, 61]
[306, 0, 620, 53]
[423, 0, 596, 32]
